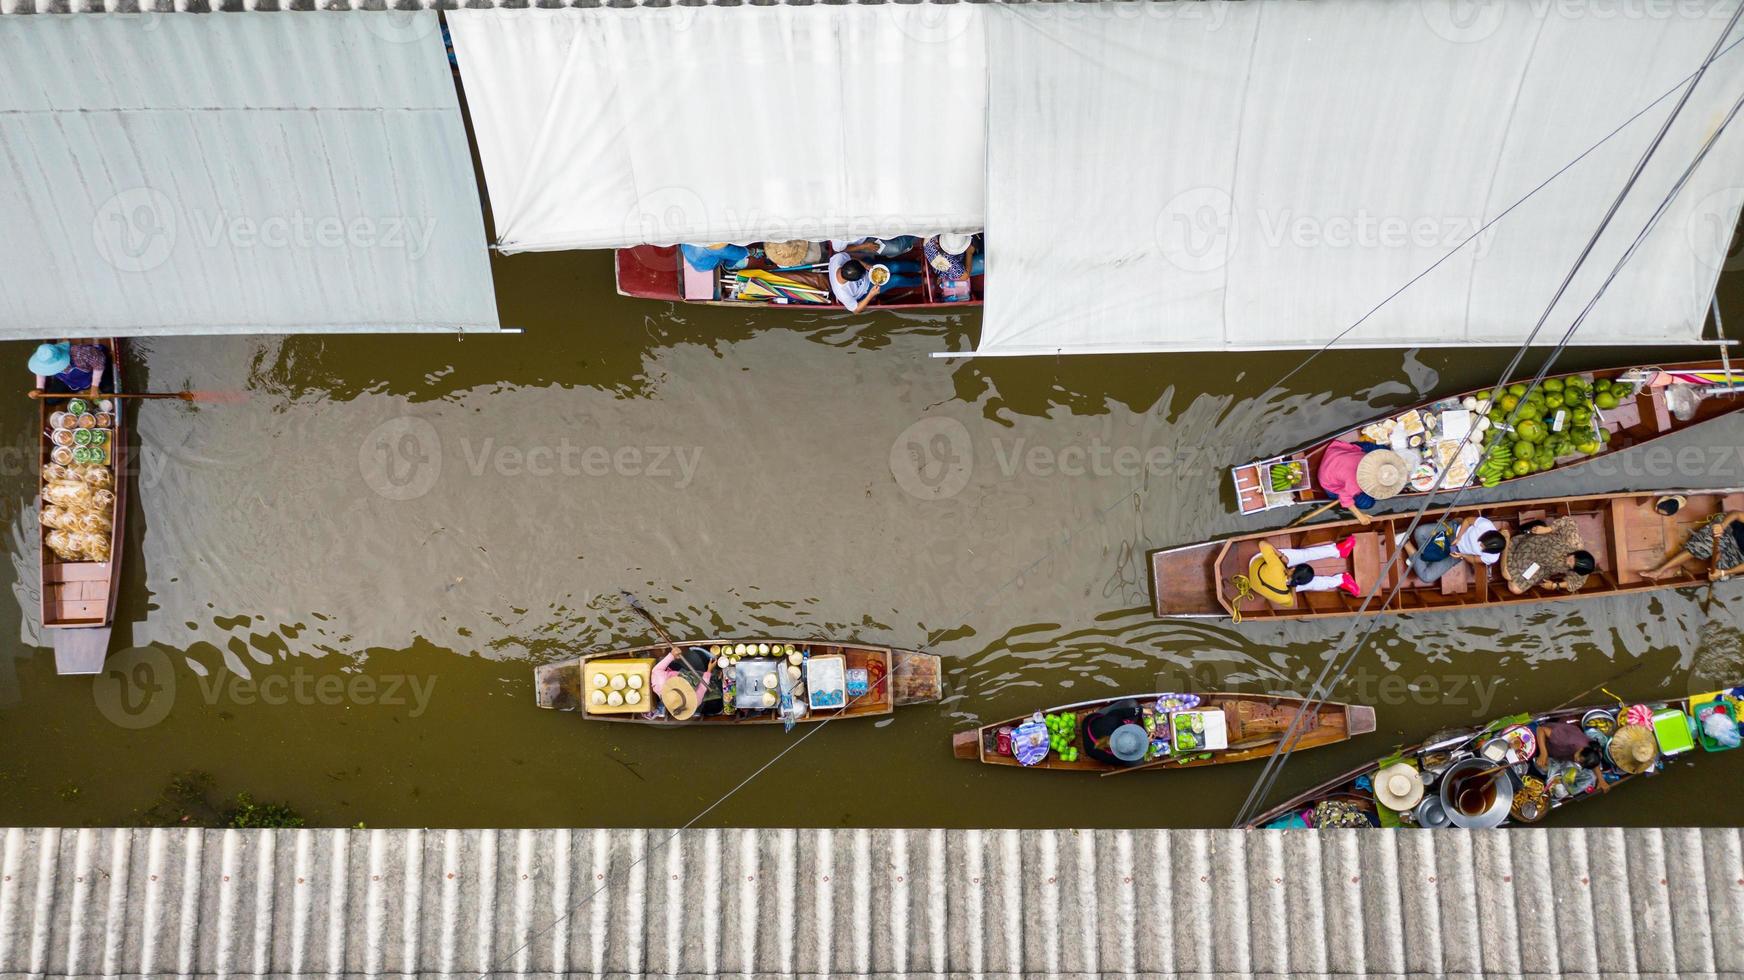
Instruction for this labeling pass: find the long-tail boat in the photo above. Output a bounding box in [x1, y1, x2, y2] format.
[35, 338, 127, 676]
[535, 638, 941, 727]
[1152, 488, 1744, 622]
[1243, 686, 1740, 829]
[1230, 362, 1743, 516]
[952, 692, 1376, 774]
[614, 243, 983, 309]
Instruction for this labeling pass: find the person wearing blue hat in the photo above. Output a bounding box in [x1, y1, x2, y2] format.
[28, 342, 107, 395]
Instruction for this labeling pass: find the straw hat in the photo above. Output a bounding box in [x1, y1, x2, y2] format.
[1374, 761, 1425, 811]
[1247, 542, 1295, 607]
[763, 240, 817, 267]
[1608, 724, 1659, 774]
[1355, 450, 1408, 500]
[1108, 723, 1150, 763]
[660, 677, 700, 721]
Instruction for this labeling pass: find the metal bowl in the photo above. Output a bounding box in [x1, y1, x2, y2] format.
[1414, 795, 1453, 829]
[1439, 758, 1516, 829]
[1581, 709, 1617, 736]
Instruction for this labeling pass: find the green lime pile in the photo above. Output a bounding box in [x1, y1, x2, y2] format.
[1479, 376, 1626, 487]
[1044, 711, 1079, 762]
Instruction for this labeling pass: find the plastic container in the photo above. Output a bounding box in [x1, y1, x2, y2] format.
[805, 655, 846, 710]
[1690, 696, 1738, 753]
[1650, 708, 1696, 756]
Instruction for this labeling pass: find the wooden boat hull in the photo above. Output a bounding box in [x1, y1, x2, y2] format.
[536, 638, 941, 727]
[1154, 488, 1744, 622]
[1242, 689, 1733, 829]
[36, 338, 126, 676]
[1231, 361, 1744, 516]
[614, 245, 983, 310]
[953, 692, 1375, 773]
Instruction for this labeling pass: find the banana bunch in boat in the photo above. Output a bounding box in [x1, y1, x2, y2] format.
[1476, 441, 1514, 488]
[1269, 461, 1304, 492]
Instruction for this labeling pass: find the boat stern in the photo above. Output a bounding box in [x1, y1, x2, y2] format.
[1344, 703, 1377, 737]
[534, 660, 583, 711]
[951, 729, 982, 761]
[891, 650, 943, 705]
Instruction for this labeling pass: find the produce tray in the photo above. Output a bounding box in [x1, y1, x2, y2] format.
[806, 655, 847, 709]
[581, 658, 655, 715]
[1690, 692, 1738, 752]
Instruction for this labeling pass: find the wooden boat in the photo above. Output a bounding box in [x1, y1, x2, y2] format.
[952, 692, 1376, 773]
[615, 243, 983, 309]
[1242, 687, 1740, 829]
[1152, 487, 1744, 622]
[535, 638, 942, 726]
[1230, 361, 1743, 516]
[35, 338, 127, 676]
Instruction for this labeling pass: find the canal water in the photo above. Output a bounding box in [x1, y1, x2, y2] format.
[2, 247, 1743, 829]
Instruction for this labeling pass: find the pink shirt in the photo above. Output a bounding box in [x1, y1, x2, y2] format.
[651, 650, 713, 698]
[1317, 440, 1368, 509]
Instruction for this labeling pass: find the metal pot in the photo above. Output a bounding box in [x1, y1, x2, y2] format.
[1439, 757, 1516, 829]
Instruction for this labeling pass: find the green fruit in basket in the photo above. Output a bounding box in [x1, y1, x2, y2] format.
[1543, 378, 1564, 392]
[1595, 392, 1620, 410]
[1513, 459, 1533, 476]
[1507, 383, 1528, 398]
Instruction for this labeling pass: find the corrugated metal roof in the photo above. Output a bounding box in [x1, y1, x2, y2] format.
[3, 827, 1741, 977]
[1, 0, 1002, 14]
[0, 13, 499, 337]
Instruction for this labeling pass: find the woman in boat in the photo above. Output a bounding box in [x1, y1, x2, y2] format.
[1315, 443, 1407, 525]
[1532, 719, 1611, 798]
[1251, 539, 1362, 601]
[29, 342, 107, 395]
[828, 252, 923, 313]
[1500, 517, 1594, 595]
[650, 646, 721, 721]
[1078, 699, 1149, 767]
[1404, 515, 1507, 583]
[1640, 510, 1744, 581]
[923, 233, 983, 294]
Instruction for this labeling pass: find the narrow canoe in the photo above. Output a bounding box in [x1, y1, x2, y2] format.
[535, 638, 942, 727]
[1152, 487, 1744, 622]
[1230, 361, 1744, 516]
[36, 337, 128, 676]
[1242, 687, 1738, 829]
[952, 692, 1376, 773]
[614, 244, 983, 309]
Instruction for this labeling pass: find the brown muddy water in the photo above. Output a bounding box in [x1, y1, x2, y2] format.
[3, 247, 1744, 829]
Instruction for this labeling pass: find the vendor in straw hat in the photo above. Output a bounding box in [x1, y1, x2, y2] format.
[651, 646, 719, 721]
[1315, 440, 1407, 525]
[923, 233, 983, 283]
[1078, 698, 1149, 766]
[1373, 761, 1425, 813]
[1606, 724, 1660, 776]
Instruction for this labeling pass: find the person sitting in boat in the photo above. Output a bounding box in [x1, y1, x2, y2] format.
[651, 646, 721, 721]
[761, 240, 822, 270]
[1640, 510, 1744, 582]
[828, 253, 923, 313]
[1315, 442, 1407, 525]
[1532, 719, 1610, 798]
[835, 236, 922, 261]
[1078, 699, 1150, 767]
[1404, 515, 1508, 583]
[1249, 539, 1362, 605]
[680, 243, 752, 274]
[29, 342, 107, 396]
[924, 233, 983, 285]
[1500, 517, 1595, 595]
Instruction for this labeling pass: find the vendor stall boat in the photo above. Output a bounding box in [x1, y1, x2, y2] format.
[34, 338, 127, 676]
[1231, 362, 1743, 517]
[534, 638, 942, 727]
[952, 692, 1377, 773]
[1243, 686, 1741, 829]
[615, 244, 983, 309]
[1153, 488, 1744, 622]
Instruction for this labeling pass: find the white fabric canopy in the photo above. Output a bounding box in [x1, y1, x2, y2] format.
[0, 13, 498, 337]
[974, 1, 1744, 356]
[448, 6, 987, 251]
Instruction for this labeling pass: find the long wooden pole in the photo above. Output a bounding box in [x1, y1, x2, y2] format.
[618, 590, 676, 646]
[29, 389, 242, 403]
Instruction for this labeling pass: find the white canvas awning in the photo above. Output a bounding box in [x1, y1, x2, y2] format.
[448, 5, 987, 252]
[0, 13, 499, 337]
[970, 1, 1744, 356]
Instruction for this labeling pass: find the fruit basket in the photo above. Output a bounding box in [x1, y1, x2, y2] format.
[1264, 460, 1309, 494]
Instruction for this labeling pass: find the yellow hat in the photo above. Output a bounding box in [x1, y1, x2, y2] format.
[1608, 724, 1659, 774]
[1248, 542, 1295, 607]
[660, 677, 700, 721]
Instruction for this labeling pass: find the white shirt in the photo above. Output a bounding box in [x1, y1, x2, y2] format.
[829, 252, 871, 309]
[1456, 517, 1501, 565]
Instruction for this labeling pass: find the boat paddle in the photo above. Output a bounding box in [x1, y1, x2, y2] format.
[1549, 660, 1646, 712]
[1285, 500, 1341, 528]
[29, 389, 245, 404]
[618, 590, 676, 646]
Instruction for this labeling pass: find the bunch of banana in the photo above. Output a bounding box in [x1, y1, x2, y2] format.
[1476, 442, 1514, 488]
